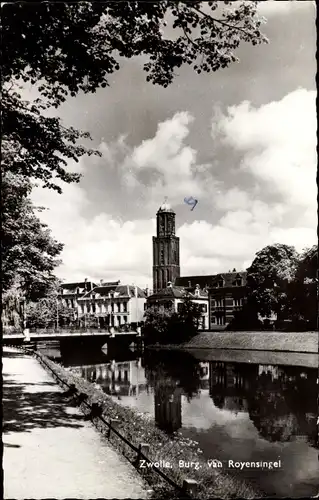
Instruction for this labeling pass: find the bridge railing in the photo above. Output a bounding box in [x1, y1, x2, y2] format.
[3, 326, 139, 335]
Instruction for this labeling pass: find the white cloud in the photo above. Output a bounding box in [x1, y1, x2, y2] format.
[213, 88, 316, 208]
[256, 0, 315, 17]
[32, 88, 316, 286]
[120, 111, 215, 210]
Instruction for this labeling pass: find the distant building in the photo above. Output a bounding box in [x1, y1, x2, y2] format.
[146, 281, 209, 330]
[78, 281, 147, 328]
[176, 272, 247, 330]
[208, 272, 247, 329]
[59, 278, 96, 310]
[59, 279, 146, 328]
[152, 201, 180, 292]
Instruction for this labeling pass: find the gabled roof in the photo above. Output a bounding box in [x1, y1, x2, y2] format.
[211, 271, 247, 288]
[175, 275, 216, 289]
[148, 286, 186, 300]
[60, 281, 96, 293]
[81, 284, 147, 299]
[148, 285, 208, 300]
[176, 272, 247, 289]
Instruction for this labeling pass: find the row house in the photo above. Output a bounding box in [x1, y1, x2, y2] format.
[59, 279, 147, 328]
[146, 281, 209, 330]
[208, 271, 247, 329]
[59, 278, 96, 310]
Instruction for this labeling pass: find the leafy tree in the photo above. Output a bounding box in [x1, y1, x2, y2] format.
[288, 245, 318, 329]
[2, 172, 63, 301]
[143, 295, 202, 344]
[26, 285, 76, 330]
[175, 295, 202, 340]
[2, 1, 267, 190]
[246, 243, 299, 323]
[143, 304, 176, 344]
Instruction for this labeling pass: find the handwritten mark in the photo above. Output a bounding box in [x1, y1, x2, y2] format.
[184, 196, 198, 211]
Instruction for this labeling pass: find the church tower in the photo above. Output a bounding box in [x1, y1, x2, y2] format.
[152, 201, 180, 292]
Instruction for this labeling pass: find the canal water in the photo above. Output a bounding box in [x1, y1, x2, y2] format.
[37, 341, 319, 497]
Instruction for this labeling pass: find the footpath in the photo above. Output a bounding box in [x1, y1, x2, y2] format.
[3, 346, 149, 499]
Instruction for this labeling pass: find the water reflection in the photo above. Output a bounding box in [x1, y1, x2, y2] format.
[62, 348, 318, 449]
[50, 346, 318, 497]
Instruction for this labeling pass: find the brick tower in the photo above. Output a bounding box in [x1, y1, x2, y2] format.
[152, 200, 180, 292]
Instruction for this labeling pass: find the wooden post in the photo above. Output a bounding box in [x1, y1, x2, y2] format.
[108, 418, 119, 439]
[183, 479, 198, 497]
[137, 443, 149, 468]
[139, 442, 150, 457]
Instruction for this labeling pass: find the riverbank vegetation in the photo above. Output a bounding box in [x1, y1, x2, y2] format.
[143, 296, 202, 346]
[35, 350, 260, 499]
[184, 331, 318, 353]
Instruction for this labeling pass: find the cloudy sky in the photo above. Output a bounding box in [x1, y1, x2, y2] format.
[31, 1, 317, 288]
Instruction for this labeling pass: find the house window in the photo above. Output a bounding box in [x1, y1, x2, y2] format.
[177, 302, 183, 313]
[117, 316, 121, 325]
[217, 280, 224, 288]
[92, 303, 96, 313]
[111, 303, 114, 312]
[123, 302, 127, 312]
[87, 304, 91, 313]
[144, 303, 147, 311]
[211, 316, 216, 324]
[123, 316, 128, 323]
[233, 298, 242, 307]
[124, 371, 128, 382]
[201, 304, 207, 313]
[217, 316, 224, 325]
[81, 305, 85, 314]
[216, 299, 223, 307]
[235, 279, 242, 286]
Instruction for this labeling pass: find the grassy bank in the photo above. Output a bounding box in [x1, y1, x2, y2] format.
[34, 350, 261, 499]
[182, 331, 318, 353]
[188, 348, 319, 368]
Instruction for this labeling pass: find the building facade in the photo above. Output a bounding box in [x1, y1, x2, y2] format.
[208, 271, 247, 329]
[146, 282, 209, 330]
[59, 280, 146, 329]
[152, 202, 180, 293]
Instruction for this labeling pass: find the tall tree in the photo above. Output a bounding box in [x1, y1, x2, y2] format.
[246, 243, 299, 323]
[2, 172, 63, 300]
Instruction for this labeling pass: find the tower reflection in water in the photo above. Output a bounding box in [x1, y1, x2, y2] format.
[71, 351, 318, 448]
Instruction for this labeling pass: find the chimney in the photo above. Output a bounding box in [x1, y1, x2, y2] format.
[100, 279, 103, 285]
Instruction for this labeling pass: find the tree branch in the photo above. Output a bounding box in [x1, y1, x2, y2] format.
[189, 4, 261, 39]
